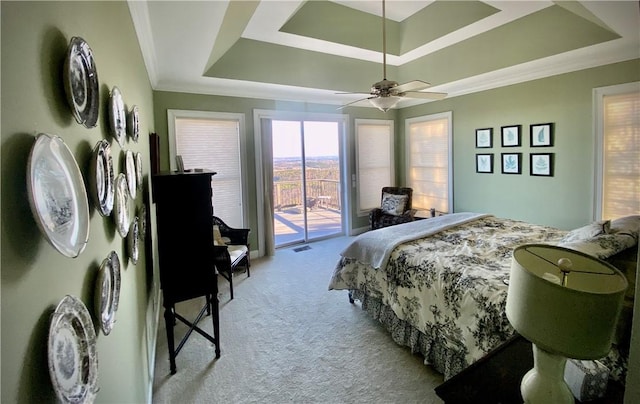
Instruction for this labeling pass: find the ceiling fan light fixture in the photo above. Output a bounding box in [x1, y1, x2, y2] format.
[369, 96, 400, 112]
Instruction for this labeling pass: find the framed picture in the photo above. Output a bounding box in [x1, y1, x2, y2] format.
[501, 153, 521, 174]
[530, 123, 553, 147]
[476, 154, 493, 173]
[501, 125, 521, 147]
[530, 153, 553, 176]
[175, 155, 185, 172]
[475, 128, 493, 148]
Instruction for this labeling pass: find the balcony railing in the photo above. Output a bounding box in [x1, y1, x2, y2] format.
[274, 179, 341, 212]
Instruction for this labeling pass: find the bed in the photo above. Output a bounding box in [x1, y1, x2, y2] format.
[328, 213, 638, 382]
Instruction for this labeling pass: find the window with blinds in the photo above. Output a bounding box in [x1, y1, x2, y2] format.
[169, 110, 245, 227]
[406, 112, 452, 214]
[598, 86, 640, 220]
[355, 119, 394, 214]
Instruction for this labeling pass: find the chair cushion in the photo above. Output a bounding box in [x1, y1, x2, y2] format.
[381, 192, 408, 216]
[228, 245, 248, 265]
[213, 225, 225, 245]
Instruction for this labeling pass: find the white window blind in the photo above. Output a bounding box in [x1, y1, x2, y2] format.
[406, 112, 452, 213]
[356, 120, 393, 213]
[174, 117, 244, 227]
[601, 91, 640, 220]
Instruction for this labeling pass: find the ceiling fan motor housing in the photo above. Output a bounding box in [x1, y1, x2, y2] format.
[372, 79, 399, 97]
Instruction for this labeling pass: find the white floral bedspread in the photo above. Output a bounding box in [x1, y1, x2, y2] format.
[329, 215, 567, 368]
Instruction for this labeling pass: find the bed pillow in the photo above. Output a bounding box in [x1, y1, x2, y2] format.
[559, 233, 637, 260]
[609, 215, 640, 239]
[560, 220, 610, 243]
[380, 193, 408, 216]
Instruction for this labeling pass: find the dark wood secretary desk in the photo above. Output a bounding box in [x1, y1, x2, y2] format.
[152, 171, 220, 374]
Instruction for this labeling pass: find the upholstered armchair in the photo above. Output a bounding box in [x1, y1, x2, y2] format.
[212, 216, 250, 300]
[369, 187, 416, 230]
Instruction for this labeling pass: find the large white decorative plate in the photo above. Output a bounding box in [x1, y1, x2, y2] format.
[135, 152, 143, 191]
[27, 133, 90, 258]
[128, 218, 139, 265]
[125, 150, 136, 199]
[63, 37, 99, 128]
[108, 87, 126, 147]
[113, 173, 130, 238]
[89, 140, 114, 217]
[127, 105, 140, 142]
[48, 295, 98, 404]
[95, 251, 121, 335]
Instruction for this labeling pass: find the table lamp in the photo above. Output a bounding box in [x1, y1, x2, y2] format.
[506, 244, 628, 403]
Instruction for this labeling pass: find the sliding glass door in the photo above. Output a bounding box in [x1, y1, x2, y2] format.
[272, 120, 343, 247]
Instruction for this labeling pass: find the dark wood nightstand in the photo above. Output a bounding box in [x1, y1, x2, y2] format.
[434, 335, 625, 404]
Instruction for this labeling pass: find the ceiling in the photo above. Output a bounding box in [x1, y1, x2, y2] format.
[128, 0, 640, 109]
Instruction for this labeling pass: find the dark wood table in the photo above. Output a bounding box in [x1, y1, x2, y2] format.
[434, 334, 625, 403]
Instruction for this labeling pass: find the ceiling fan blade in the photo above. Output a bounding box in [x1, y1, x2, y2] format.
[403, 91, 447, 100]
[394, 80, 431, 94]
[337, 96, 376, 110]
[335, 91, 372, 95]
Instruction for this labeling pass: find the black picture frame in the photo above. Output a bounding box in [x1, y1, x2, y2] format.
[501, 125, 521, 147]
[475, 128, 493, 148]
[530, 123, 554, 147]
[476, 154, 494, 173]
[501, 153, 522, 174]
[530, 153, 554, 176]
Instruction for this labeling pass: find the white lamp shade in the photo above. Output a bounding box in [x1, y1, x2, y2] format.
[506, 244, 627, 359]
[369, 96, 400, 112]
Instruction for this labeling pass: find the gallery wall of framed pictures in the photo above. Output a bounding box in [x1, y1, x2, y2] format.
[474, 122, 555, 177]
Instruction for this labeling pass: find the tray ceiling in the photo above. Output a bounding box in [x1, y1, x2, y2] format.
[128, 0, 639, 109]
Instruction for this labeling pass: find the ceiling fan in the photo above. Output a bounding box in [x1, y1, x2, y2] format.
[339, 0, 447, 112]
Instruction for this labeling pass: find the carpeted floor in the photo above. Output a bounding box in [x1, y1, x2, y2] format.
[152, 236, 444, 403]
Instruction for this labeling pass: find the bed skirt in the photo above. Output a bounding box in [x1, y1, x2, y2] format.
[350, 289, 628, 384]
[351, 289, 472, 380]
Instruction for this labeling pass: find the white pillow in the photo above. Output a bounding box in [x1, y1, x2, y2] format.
[559, 233, 636, 260]
[380, 193, 408, 216]
[560, 220, 610, 243]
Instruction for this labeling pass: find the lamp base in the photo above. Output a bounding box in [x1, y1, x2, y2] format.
[521, 344, 574, 404]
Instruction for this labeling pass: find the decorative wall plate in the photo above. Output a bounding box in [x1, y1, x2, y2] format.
[128, 218, 139, 265]
[27, 133, 90, 258]
[108, 87, 126, 146]
[95, 251, 121, 335]
[127, 105, 140, 142]
[47, 295, 98, 404]
[89, 140, 114, 216]
[63, 37, 99, 128]
[135, 152, 143, 191]
[125, 150, 136, 199]
[113, 173, 130, 238]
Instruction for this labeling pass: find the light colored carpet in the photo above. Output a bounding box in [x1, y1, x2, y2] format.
[152, 236, 444, 403]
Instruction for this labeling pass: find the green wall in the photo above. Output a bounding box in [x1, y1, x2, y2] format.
[399, 59, 640, 230]
[1, 2, 157, 403]
[156, 59, 639, 237]
[152, 92, 388, 241]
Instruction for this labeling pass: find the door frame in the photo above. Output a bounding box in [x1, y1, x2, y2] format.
[253, 109, 350, 256]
